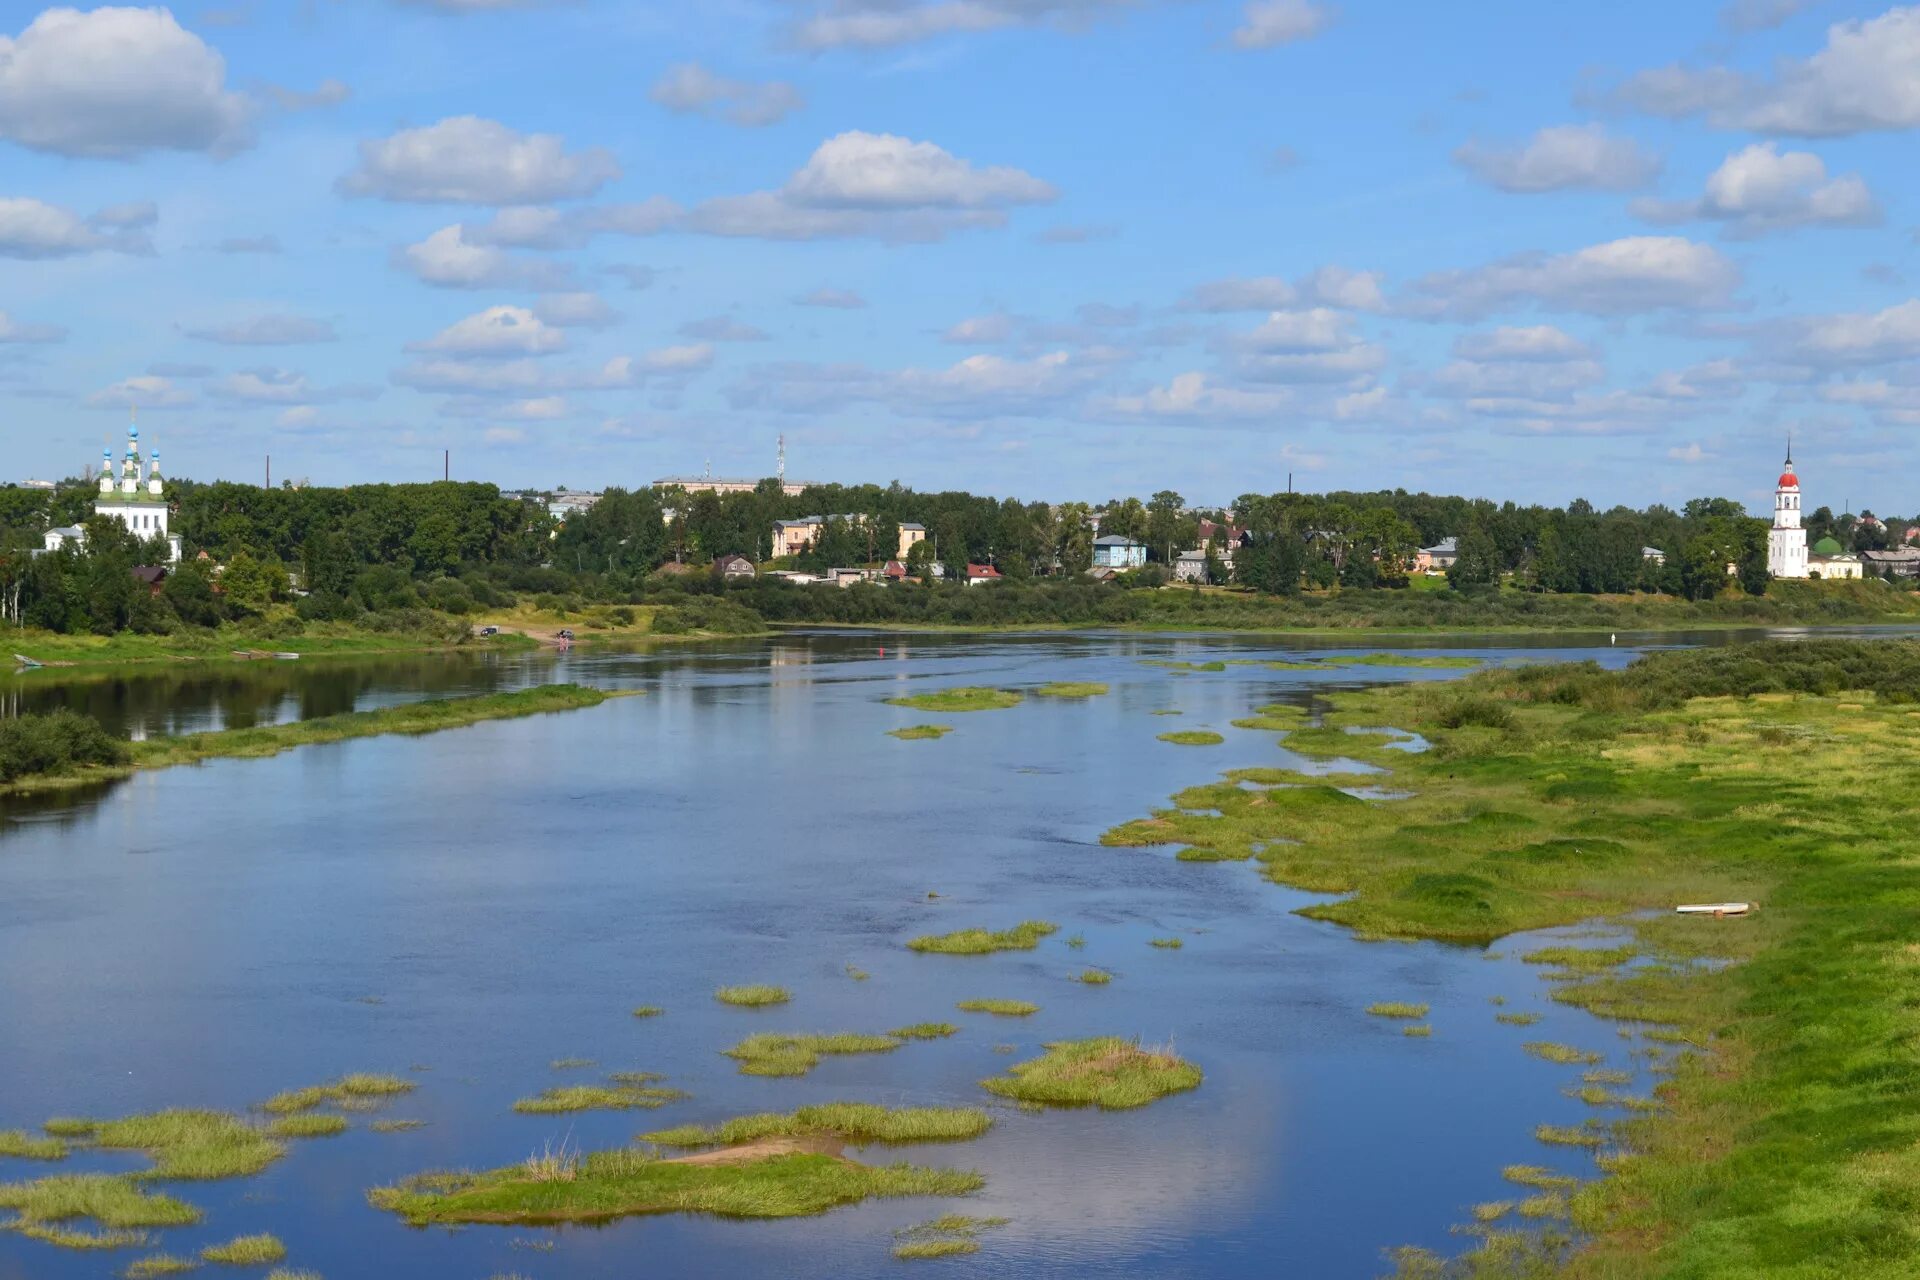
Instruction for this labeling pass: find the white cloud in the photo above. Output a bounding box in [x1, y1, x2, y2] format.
[209, 368, 378, 404]
[394, 346, 712, 395]
[465, 199, 682, 249]
[1614, 5, 1920, 136]
[0, 197, 151, 258]
[1668, 441, 1710, 461]
[1454, 124, 1660, 193]
[1400, 236, 1740, 319]
[410, 305, 568, 357]
[531, 291, 619, 328]
[1432, 357, 1606, 399]
[338, 116, 619, 204]
[0, 6, 252, 158]
[1721, 0, 1821, 33]
[1335, 385, 1389, 419]
[680, 315, 770, 342]
[787, 0, 1146, 51]
[794, 286, 866, 308]
[1222, 308, 1385, 383]
[1233, 307, 1351, 352]
[1631, 142, 1878, 237]
[87, 375, 194, 409]
[1232, 0, 1334, 50]
[944, 313, 1017, 344]
[1776, 299, 1920, 365]
[1644, 359, 1747, 400]
[1101, 371, 1293, 420]
[394, 224, 572, 289]
[185, 314, 338, 345]
[440, 394, 570, 420]
[0, 310, 64, 343]
[1299, 265, 1386, 311]
[649, 63, 803, 127]
[1452, 325, 1593, 362]
[730, 350, 1105, 417]
[1180, 276, 1295, 312]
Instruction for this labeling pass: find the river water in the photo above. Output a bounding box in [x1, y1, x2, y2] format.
[0, 629, 1878, 1278]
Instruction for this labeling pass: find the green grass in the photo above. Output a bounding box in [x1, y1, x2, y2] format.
[643, 1103, 993, 1149]
[1141, 659, 1228, 672]
[550, 1057, 596, 1069]
[50, 1110, 286, 1181]
[907, 920, 1058, 955]
[979, 1037, 1201, 1110]
[893, 1238, 979, 1259]
[883, 687, 1022, 713]
[259, 1074, 415, 1115]
[512, 1081, 687, 1114]
[892, 1214, 1010, 1260]
[888, 724, 953, 740]
[1157, 730, 1224, 746]
[723, 1033, 903, 1077]
[124, 1254, 199, 1276]
[0, 1173, 201, 1230]
[1335, 653, 1483, 669]
[1033, 682, 1109, 698]
[1535, 1124, 1605, 1149]
[201, 1234, 286, 1265]
[888, 1023, 958, 1040]
[631, 1005, 664, 1018]
[370, 1119, 426, 1133]
[1403, 1024, 1433, 1038]
[1523, 1041, 1603, 1065]
[370, 1148, 983, 1227]
[1523, 945, 1639, 971]
[955, 999, 1038, 1016]
[1366, 1002, 1430, 1019]
[1502, 1165, 1579, 1192]
[16, 1222, 151, 1249]
[1075, 969, 1112, 985]
[714, 985, 791, 1007]
[1496, 1011, 1543, 1026]
[0, 1129, 68, 1160]
[264, 1114, 348, 1138]
[1148, 937, 1183, 949]
[263, 1272, 322, 1280]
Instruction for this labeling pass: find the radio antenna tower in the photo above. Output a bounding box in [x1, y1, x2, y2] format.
[777, 434, 786, 485]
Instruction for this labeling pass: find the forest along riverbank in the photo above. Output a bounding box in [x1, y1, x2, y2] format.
[1101, 639, 1920, 1279]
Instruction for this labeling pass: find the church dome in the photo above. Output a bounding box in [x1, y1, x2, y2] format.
[1778, 470, 1799, 488]
[1812, 536, 1845, 556]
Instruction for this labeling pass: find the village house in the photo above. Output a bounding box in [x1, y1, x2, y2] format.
[965, 563, 1002, 586]
[1806, 536, 1864, 580]
[770, 515, 925, 561]
[1174, 550, 1210, 583]
[713, 553, 755, 579]
[1415, 537, 1458, 574]
[1091, 535, 1147, 570]
[1862, 548, 1920, 578]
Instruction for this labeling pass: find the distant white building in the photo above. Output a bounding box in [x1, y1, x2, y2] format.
[45, 419, 180, 562]
[1091, 535, 1147, 569]
[1768, 449, 1809, 580]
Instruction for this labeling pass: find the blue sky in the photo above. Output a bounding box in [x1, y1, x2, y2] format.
[4, 1, 1918, 515]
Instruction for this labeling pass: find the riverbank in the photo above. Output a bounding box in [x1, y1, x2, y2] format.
[1105, 641, 1920, 1277]
[0, 684, 631, 798]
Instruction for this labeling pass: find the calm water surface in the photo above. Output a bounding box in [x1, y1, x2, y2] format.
[0, 632, 1792, 1278]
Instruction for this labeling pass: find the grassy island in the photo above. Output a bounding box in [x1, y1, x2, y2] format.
[1105, 638, 1920, 1278]
[884, 687, 1023, 712]
[907, 921, 1059, 955]
[980, 1038, 1201, 1110]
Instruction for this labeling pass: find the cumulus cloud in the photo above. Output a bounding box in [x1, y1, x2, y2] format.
[1180, 266, 1384, 313]
[0, 197, 153, 258]
[0, 310, 65, 343]
[1300, 265, 1387, 311]
[786, 0, 1148, 51]
[1452, 325, 1593, 362]
[393, 345, 712, 395]
[0, 6, 252, 157]
[729, 350, 1106, 417]
[1454, 124, 1660, 193]
[794, 286, 866, 308]
[87, 375, 195, 409]
[394, 224, 573, 289]
[1631, 142, 1878, 237]
[185, 314, 338, 345]
[1399, 236, 1740, 319]
[1770, 299, 1920, 366]
[409, 305, 568, 357]
[1232, 0, 1334, 50]
[440, 395, 571, 420]
[1220, 307, 1386, 383]
[680, 315, 770, 342]
[339, 116, 619, 204]
[531, 291, 619, 328]
[1100, 371, 1293, 420]
[944, 313, 1017, 344]
[649, 63, 803, 127]
[1431, 356, 1606, 399]
[1613, 5, 1920, 136]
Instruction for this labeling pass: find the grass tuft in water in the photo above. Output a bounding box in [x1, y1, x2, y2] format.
[512, 1080, 687, 1114]
[884, 688, 1022, 713]
[0, 1130, 68, 1161]
[550, 1058, 596, 1070]
[643, 1103, 992, 1149]
[892, 1213, 1010, 1260]
[724, 1033, 902, 1077]
[1366, 1002, 1430, 1020]
[1534, 1124, 1605, 1148]
[1495, 1011, 1542, 1026]
[888, 1023, 958, 1040]
[123, 1254, 198, 1276]
[956, 999, 1037, 1017]
[714, 985, 791, 1008]
[887, 725, 953, 741]
[370, 1119, 426, 1134]
[1034, 682, 1108, 698]
[907, 921, 1057, 955]
[1148, 937, 1183, 949]
[264, 1115, 347, 1139]
[979, 1037, 1200, 1110]
[1075, 969, 1112, 985]
[1157, 730, 1224, 746]
[1502, 1165, 1579, 1192]
[259, 1075, 414, 1116]
[1522, 1041, 1603, 1066]
[54, 1110, 287, 1181]
[1403, 1024, 1433, 1037]
[0, 1173, 201, 1232]
[201, 1234, 286, 1265]
[630, 1006, 664, 1018]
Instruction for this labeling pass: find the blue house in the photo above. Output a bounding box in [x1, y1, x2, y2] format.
[1092, 534, 1148, 569]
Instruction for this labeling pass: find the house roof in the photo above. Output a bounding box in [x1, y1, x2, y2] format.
[130, 566, 168, 585]
[900, 522, 925, 531]
[1812, 535, 1846, 556]
[47, 525, 85, 537]
[1176, 550, 1207, 562]
[1421, 537, 1459, 555]
[966, 562, 1001, 578]
[1092, 534, 1143, 546]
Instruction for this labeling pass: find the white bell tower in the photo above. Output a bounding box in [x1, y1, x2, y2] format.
[1768, 440, 1808, 580]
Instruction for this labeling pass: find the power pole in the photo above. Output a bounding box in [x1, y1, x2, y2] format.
[266, 455, 271, 489]
[444, 449, 449, 482]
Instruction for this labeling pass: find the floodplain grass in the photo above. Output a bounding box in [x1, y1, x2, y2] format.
[1522, 946, 1638, 972]
[888, 1023, 958, 1040]
[1535, 1124, 1605, 1149]
[200, 1234, 286, 1265]
[264, 1115, 347, 1139]
[1366, 1003, 1430, 1020]
[1403, 1025, 1433, 1038]
[0, 1130, 67, 1161]
[1157, 730, 1224, 746]
[1033, 682, 1109, 698]
[66, 1110, 286, 1181]
[888, 725, 953, 740]
[1523, 1042, 1603, 1066]
[370, 1119, 426, 1134]
[714, 985, 791, 1008]
[0, 1173, 201, 1230]
[16, 1222, 150, 1249]
[550, 1058, 596, 1070]
[892, 1214, 1010, 1261]
[641, 1104, 992, 1150]
[1100, 639, 1920, 1278]
[1336, 653, 1483, 669]
[723, 1033, 903, 1078]
[630, 1005, 664, 1018]
[264, 1270, 322, 1280]
[955, 999, 1037, 1017]
[512, 1082, 687, 1114]
[907, 921, 1057, 955]
[883, 687, 1022, 713]
[1075, 969, 1111, 985]
[979, 1037, 1201, 1110]
[259, 1074, 414, 1115]
[1495, 1011, 1542, 1026]
[124, 1254, 198, 1277]
[1148, 937, 1183, 949]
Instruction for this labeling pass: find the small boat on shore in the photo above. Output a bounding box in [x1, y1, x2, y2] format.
[1675, 902, 1752, 917]
[12, 654, 43, 669]
[273, 652, 301, 661]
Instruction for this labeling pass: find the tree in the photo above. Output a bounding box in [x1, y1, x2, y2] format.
[1146, 490, 1185, 565]
[1446, 526, 1500, 590]
[220, 552, 287, 615]
[1530, 523, 1574, 594]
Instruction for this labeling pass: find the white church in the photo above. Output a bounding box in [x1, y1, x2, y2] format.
[42, 419, 182, 563]
[1767, 447, 1862, 580]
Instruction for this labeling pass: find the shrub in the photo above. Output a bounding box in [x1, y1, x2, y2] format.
[0, 711, 131, 783]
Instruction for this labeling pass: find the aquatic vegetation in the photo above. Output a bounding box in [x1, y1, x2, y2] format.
[643, 1104, 992, 1149]
[1522, 946, 1638, 972]
[1534, 1124, 1605, 1149]
[1522, 1042, 1603, 1066]
[1366, 1003, 1430, 1020]
[0, 1173, 201, 1231]
[124, 1254, 198, 1276]
[907, 921, 1058, 955]
[1472, 1201, 1514, 1223]
[893, 1214, 1009, 1260]
[887, 725, 953, 740]
[370, 1119, 426, 1133]
[0, 1130, 67, 1161]
[1402, 1024, 1433, 1037]
[16, 1222, 150, 1249]
[1583, 1068, 1633, 1085]
[259, 1074, 415, 1115]
[54, 1111, 285, 1181]
[512, 1080, 687, 1114]
[1075, 969, 1112, 985]
[631, 1006, 664, 1018]
[884, 687, 1022, 713]
[888, 1023, 957, 1040]
[980, 1038, 1201, 1110]
[1157, 730, 1224, 746]
[550, 1058, 596, 1070]
[264, 1271, 322, 1280]
[723, 1033, 902, 1077]
[1501, 1165, 1578, 1192]
[264, 1115, 347, 1139]
[1334, 654, 1482, 669]
[201, 1234, 286, 1265]
[1495, 1011, 1542, 1026]
[1515, 1192, 1567, 1220]
[714, 985, 791, 1008]
[1148, 937, 1183, 949]
[1141, 659, 1227, 672]
[1065, 933, 1086, 949]
[1033, 682, 1108, 698]
[955, 999, 1037, 1017]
